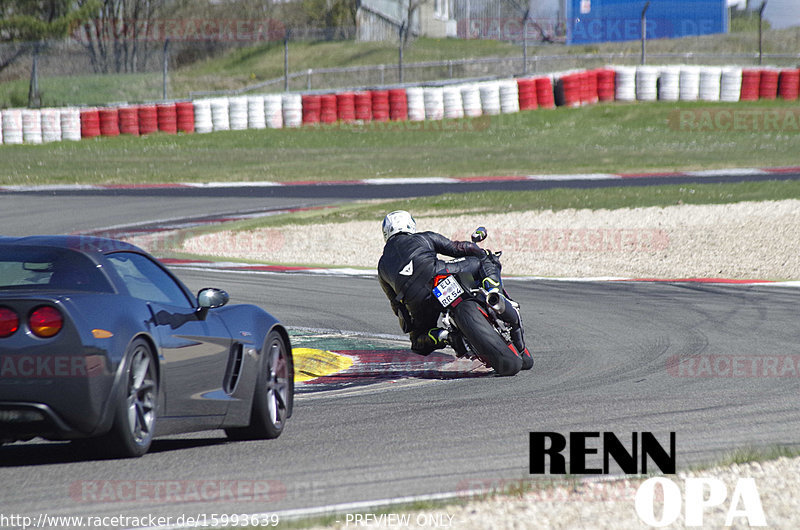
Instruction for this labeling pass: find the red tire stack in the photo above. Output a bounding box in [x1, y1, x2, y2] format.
[336, 92, 356, 123]
[535, 77, 555, 109]
[118, 106, 139, 135]
[388, 89, 408, 121]
[759, 69, 779, 100]
[354, 92, 372, 121]
[596, 69, 616, 102]
[517, 78, 538, 110]
[156, 103, 177, 134]
[301, 95, 321, 125]
[778, 69, 800, 101]
[175, 101, 195, 133]
[371, 90, 390, 122]
[558, 73, 582, 107]
[584, 70, 599, 104]
[80, 108, 101, 138]
[740, 70, 761, 101]
[138, 105, 158, 135]
[98, 108, 120, 137]
[319, 94, 338, 123]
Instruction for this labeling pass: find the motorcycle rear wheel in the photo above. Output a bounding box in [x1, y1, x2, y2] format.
[452, 299, 522, 376]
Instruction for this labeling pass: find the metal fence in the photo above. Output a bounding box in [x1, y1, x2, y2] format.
[191, 52, 800, 96]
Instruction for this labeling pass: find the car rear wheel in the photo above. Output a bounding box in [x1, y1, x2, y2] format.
[102, 338, 158, 457]
[226, 330, 293, 440]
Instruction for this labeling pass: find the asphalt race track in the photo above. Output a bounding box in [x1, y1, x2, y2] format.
[2, 190, 800, 526]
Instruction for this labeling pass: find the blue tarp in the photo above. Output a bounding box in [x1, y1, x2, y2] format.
[567, 0, 727, 44]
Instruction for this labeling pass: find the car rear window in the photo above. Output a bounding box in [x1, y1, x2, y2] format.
[0, 246, 114, 293]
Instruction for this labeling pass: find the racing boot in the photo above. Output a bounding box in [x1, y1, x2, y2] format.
[428, 328, 449, 348]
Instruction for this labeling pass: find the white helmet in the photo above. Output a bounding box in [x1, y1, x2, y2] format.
[382, 210, 417, 242]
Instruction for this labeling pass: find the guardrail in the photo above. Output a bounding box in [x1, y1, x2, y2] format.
[189, 52, 800, 97]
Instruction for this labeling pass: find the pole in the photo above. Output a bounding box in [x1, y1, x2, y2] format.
[162, 39, 170, 100]
[284, 32, 290, 92]
[758, 1, 767, 66]
[399, 21, 405, 84]
[640, 2, 650, 65]
[28, 42, 40, 108]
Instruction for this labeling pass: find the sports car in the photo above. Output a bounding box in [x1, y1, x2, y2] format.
[0, 235, 293, 457]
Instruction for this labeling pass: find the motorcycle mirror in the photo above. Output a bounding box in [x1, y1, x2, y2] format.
[471, 226, 487, 243]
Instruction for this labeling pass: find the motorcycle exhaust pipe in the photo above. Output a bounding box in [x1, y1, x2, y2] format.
[486, 291, 520, 326]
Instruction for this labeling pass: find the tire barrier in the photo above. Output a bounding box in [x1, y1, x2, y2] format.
[137, 105, 158, 135]
[98, 107, 120, 137]
[60, 108, 81, 141]
[614, 66, 636, 102]
[720, 67, 743, 102]
[778, 69, 799, 101]
[41, 108, 61, 143]
[740, 70, 761, 101]
[658, 67, 681, 101]
[460, 84, 483, 117]
[499, 80, 520, 113]
[247, 96, 266, 129]
[699, 67, 722, 102]
[281, 94, 302, 128]
[406, 87, 426, 121]
[371, 90, 390, 122]
[443, 86, 464, 119]
[423, 87, 445, 121]
[336, 92, 356, 123]
[119, 106, 140, 135]
[2, 63, 793, 148]
[759, 69, 779, 100]
[478, 82, 501, 115]
[320, 94, 338, 124]
[80, 108, 101, 138]
[265, 95, 284, 128]
[22, 109, 43, 144]
[679, 67, 701, 101]
[354, 91, 372, 121]
[388, 89, 408, 121]
[517, 78, 538, 110]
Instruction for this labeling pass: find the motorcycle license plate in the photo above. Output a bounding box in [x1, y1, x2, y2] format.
[433, 275, 464, 307]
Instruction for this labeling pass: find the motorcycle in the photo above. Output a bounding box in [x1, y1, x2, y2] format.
[431, 227, 532, 376]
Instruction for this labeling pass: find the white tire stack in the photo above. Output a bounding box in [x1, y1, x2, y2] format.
[193, 99, 213, 133]
[423, 87, 444, 121]
[699, 67, 722, 101]
[247, 96, 266, 129]
[499, 80, 520, 113]
[720, 67, 743, 102]
[2, 109, 23, 145]
[460, 84, 482, 117]
[613, 66, 636, 101]
[442, 86, 464, 119]
[281, 94, 302, 128]
[228, 96, 248, 130]
[405, 87, 425, 121]
[479, 82, 501, 115]
[40, 108, 62, 143]
[60, 107, 81, 141]
[679, 67, 701, 101]
[658, 66, 681, 101]
[635, 66, 659, 101]
[210, 98, 231, 131]
[264, 95, 283, 128]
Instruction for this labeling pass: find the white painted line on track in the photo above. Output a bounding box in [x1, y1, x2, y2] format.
[684, 168, 770, 177]
[526, 173, 621, 181]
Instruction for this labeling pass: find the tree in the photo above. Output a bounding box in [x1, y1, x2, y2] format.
[0, 0, 101, 104]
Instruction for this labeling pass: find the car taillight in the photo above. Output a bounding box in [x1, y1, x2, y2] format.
[0, 307, 19, 338]
[29, 306, 63, 338]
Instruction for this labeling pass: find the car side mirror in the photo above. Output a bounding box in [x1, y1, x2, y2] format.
[197, 288, 229, 309]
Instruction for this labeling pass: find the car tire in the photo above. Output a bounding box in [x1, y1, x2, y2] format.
[226, 330, 293, 441]
[100, 338, 159, 458]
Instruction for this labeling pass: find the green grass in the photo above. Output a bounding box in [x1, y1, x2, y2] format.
[0, 100, 798, 186]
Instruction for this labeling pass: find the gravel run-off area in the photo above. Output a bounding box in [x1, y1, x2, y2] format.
[180, 200, 800, 280]
[172, 200, 800, 528]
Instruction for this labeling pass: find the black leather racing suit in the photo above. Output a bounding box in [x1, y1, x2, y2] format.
[378, 231, 500, 355]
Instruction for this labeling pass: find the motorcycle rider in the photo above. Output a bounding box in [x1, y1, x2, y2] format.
[377, 210, 532, 370]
